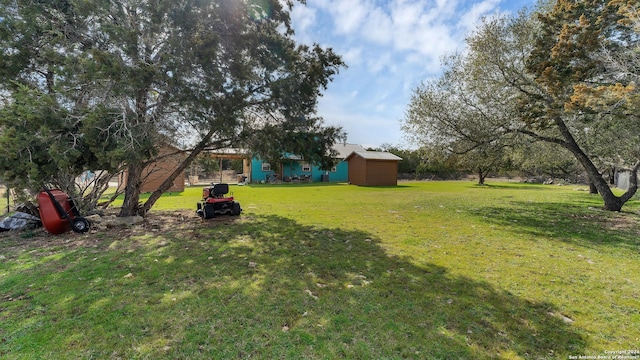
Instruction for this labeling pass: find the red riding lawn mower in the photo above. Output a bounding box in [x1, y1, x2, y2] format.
[196, 183, 242, 219]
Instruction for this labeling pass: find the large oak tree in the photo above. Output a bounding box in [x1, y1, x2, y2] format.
[404, 1, 639, 211]
[525, 0, 639, 210]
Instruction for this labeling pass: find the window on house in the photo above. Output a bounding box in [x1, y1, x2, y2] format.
[331, 166, 337, 173]
[302, 163, 311, 172]
[262, 162, 271, 172]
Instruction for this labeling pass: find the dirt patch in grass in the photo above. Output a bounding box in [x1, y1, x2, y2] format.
[579, 208, 640, 233]
[604, 218, 640, 234]
[0, 209, 239, 254]
[3, 204, 639, 256]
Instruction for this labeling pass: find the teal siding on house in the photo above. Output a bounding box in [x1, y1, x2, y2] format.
[249, 144, 364, 184]
[331, 161, 349, 182]
[280, 160, 308, 180]
[251, 158, 275, 183]
[250, 158, 349, 183]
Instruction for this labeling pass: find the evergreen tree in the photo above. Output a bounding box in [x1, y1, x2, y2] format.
[0, 0, 345, 216]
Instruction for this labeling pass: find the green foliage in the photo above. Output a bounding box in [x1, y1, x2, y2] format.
[523, 0, 640, 209]
[403, 2, 640, 210]
[0, 85, 123, 207]
[0, 0, 345, 216]
[375, 145, 464, 180]
[530, 0, 621, 86]
[511, 140, 584, 180]
[193, 154, 220, 178]
[377, 144, 423, 175]
[230, 159, 244, 173]
[376, 142, 582, 182]
[248, 118, 346, 172]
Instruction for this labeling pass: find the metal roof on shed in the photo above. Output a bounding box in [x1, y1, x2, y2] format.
[333, 144, 367, 159]
[345, 151, 403, 161]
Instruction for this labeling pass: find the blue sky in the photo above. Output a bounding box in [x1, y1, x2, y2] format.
[289, 0, 537, 149]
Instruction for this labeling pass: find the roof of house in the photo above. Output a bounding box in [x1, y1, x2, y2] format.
[213, 144, 374, 161]
[207, 148, 248, 155]
[284, 144, 365, 161]
[345, 151, 403, 161]
[282, 153, 303, 161]
[204, 148, 249, 160]
[333, 143, 367, 159]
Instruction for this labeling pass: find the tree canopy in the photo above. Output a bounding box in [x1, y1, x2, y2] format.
[0, 0, 345, 216]
[403, 1, 639, 210]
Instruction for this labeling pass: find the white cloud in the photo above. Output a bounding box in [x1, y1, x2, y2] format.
[292, 0, 512, 74]
[343, 1, 464, 70]
[341, 47, 364, 67]
[390, 1, 424, 30]
[361, 7, 394, 45]
[327, 0, 371, 34]
[288, 0, 534, 147]
[458, 0, 501, 32]
[290, 3, 317, 33]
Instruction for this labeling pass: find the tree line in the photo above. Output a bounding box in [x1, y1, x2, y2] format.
[374, 143, 586, 184]
[402, 0, 639, 211]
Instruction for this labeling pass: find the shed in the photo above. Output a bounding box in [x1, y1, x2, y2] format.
[345, 151, 403, 186]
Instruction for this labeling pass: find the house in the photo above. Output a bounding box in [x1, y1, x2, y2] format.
[345, 151, 403, 186]
[118, 143, 187, 193]
[249, 144, 366, 183]
[116, 144, 402, 188]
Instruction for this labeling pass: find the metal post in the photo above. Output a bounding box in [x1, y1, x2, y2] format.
[219, 157, 223, 183]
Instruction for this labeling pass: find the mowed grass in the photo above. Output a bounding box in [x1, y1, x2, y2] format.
[1, 181, 640, 359]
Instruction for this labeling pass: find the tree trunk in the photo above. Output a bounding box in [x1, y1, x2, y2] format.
[140, 148, 204, 214]
[578, 159, 627, 211]
[589, 181, 597, 194]
[119, 162, 144, 217]
[140, 128, 219, 214]
[608, 168, 616, 185]
[552, 115, 630, 211]
[573, 152, 623, 211]
[477, 169, 486, 185]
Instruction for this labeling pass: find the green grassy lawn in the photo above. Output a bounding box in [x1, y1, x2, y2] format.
[1, 181, 639, 359]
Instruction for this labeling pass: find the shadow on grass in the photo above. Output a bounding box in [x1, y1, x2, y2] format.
[472, 200, 640, 250]
[475, 183, 563, 191]
[0, 214, 585, 359]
